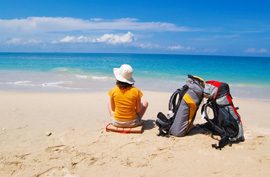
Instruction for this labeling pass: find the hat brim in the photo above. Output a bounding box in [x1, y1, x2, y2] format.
[113, 68, 135, 84]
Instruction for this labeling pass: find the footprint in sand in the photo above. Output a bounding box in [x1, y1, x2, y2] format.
[259, 155, 270, 165]
[16, 125, 29, 130]
[250, 136, 265, 145]
[14, 153, 31, 160]
[35, 166, 74, 177]
[45, 145, 67, 152]
[255, 135, 265, 145]
[248, 135, 266, 150]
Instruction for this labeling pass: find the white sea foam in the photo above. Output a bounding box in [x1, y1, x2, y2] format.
[53, 67, 69, 72]
[42, 81, 72, 88]
[231, 83, 268, 88]
[42, 81, 86, 90]
[75, 75, 89, 79]
[14, 81, 32, 85]
[91, 76, 113, 80]
[0, 80, 37, 86]
[75, 74, 114, 80]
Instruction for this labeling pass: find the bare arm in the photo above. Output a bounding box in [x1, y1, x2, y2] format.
[108, 98, 115, 116]
[136, 98, 141, 113]
[110, 98, 115, 112]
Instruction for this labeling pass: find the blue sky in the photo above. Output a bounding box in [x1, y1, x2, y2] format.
[0, 0, 269, 56]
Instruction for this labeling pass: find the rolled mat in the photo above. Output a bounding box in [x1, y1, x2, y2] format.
[106, 123, 143, 134]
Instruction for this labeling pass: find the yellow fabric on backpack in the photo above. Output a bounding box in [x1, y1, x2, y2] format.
[108, 86, 143, 121]
[183, 93, 197, 134]
[191, 75, 205, 87]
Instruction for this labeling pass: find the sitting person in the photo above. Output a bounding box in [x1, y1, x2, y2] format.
[108, 64, 148, 128]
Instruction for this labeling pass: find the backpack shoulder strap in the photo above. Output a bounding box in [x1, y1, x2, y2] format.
[168, 85, 189, 113]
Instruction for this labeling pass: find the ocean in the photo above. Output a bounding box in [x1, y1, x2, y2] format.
[0, 53, 269, 101]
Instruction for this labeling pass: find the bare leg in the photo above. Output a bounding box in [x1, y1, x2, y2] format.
[139, 101, 149, 118]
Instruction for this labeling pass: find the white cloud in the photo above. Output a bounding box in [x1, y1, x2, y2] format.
[213, 34, 239, 38]
[58, 32, 135, 45]
[6, 38, 21, 45]
[167, 45, 185, 50]
[245, 48, 256, 53]
[96, 32, 135, 44]
[258, 48, 268, 53]
[0, 17, 193, 34]
[245, 48, 268, 53]
[167, 45, 195, 51]
[0, 17, 199, 51]
[24, 39, 43, 45]
[60, 36, 76, 43]
[77, 36, 93, 43]
[5, 38, 43, 45]
[114, 18, 139, 22]
[90, 18, 103, 22]
[58, 35, 95, 43]
[194, 48, 218, 53]
[137, 43, 160, 49]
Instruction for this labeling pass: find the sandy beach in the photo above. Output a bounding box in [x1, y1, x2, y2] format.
[0, 90, 270, 177]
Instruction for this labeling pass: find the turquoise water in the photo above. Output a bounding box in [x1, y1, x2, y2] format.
[0, 53, 270, 101]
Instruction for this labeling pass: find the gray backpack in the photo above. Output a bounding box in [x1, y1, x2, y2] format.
[156, 75, 205, 137]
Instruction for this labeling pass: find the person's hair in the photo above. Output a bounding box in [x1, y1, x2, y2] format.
[116, 80, 133, 89]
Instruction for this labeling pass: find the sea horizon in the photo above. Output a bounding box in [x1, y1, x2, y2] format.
[1, 52, 269, 102]
[1, 51, 270, 58]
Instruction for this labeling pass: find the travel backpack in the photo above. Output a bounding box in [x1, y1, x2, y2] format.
[156, 75, 205, 137]
[201, 80, 245, 149]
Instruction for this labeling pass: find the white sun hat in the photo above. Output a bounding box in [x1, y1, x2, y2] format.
[113, 64, 135, 84]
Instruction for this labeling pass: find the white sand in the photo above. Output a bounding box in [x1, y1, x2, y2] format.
[0, 91, 269, 177]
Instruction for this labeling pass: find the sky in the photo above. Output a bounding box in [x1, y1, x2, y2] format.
[0, 0, 270, 57]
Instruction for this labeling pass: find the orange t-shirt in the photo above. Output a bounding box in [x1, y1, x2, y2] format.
[108, 86, 143, 121]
